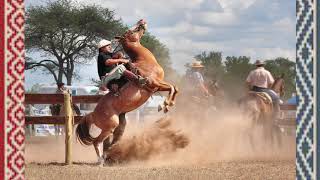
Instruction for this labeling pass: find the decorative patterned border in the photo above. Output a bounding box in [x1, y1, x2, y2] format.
[0, 0, 5, 178]
[0, 0, 318, 179]
[296, 0, 316, 179]
[0, 0, 25, 179]
[317, 1, 320, 179]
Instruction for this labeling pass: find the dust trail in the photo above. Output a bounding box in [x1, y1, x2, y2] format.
[106, 117, 189, 163]
[105, 100, 295, 166]
[25, 101, 295, 165]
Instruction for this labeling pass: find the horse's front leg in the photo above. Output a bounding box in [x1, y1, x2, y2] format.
[149, 80, 178, 113]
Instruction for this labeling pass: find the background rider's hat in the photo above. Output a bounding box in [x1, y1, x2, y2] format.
[97, 39, 111, 49]
[255, 60, 265, 66]
[190, 61, 204, 68]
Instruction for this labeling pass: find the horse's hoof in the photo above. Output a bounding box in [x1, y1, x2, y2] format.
[95, 161, 104, 167]
[158, 105, 163, 112]
[104, 157, 117, 166]
[169, 101, 175, 106]
[164, 106, 169, 113]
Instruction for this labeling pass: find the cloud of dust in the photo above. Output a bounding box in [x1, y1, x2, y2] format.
[25, 98, 295, 166]
[106, 117, 189, 163]
[105, 99, 295, 166]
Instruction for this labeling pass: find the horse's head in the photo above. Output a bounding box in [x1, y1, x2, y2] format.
[118, 19, 147, 43]
[272, 73, 285, 97]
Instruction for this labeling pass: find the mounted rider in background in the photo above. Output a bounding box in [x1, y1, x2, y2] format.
[186, 60, 211, 98]
[246, 60, 281, 118]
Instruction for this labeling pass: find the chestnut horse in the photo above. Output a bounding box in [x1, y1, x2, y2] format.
[238, 75, 285, 148]
[76, 19, 178, 165]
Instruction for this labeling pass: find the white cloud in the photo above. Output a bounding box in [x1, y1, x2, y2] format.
[272, 18, 295, 32]
[76, 0, 205, 23]
[154, 21, 211, 36]
[217, 0, 256, 12]
[242, 47, 295, 61]
[191, 11, 237, 26]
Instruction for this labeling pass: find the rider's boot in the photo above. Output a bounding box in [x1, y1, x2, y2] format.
[123, 70, 147, 86]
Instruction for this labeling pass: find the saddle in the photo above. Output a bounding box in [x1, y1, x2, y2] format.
[248, 91, 273, 105]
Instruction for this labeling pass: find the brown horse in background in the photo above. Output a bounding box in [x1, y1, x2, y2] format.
[238, 74, 285, 148]
[206, 79, 225, 109]
[76, 19, 178, 165]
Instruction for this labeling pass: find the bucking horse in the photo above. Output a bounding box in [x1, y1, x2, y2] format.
[76, 19, 179, 165]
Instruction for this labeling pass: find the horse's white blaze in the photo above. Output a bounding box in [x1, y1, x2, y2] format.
[89, 123, 102, 138]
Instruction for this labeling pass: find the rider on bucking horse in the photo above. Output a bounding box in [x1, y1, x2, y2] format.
[97, 39, 147, 95]
[245, 60, 281, 118]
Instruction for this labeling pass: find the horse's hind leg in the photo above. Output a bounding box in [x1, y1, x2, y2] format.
[103, 113, 127, 154]
[93, 115, 119, 165]
[93, 130, 117, 166]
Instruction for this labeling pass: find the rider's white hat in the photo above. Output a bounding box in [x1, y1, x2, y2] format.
[97, 39, 111, 49]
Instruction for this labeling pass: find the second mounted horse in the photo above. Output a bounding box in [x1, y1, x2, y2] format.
[76, 19, 179, 165]
[238, 74, 285, 148]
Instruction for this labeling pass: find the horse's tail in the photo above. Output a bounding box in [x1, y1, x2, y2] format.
[76, 113, 94, 146]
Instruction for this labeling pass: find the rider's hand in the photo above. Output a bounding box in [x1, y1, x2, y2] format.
[121, 59, 129, 64]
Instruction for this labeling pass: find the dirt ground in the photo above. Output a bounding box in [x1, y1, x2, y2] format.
[26, 161, 295, 180]
[25, 109, 296, 180]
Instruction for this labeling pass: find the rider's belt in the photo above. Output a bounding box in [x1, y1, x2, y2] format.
[252, 86, 267, 90]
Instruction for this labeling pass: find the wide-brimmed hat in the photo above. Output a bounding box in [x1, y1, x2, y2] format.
[97, 39, 111, 49]
[190, 61, 204, 68]
[255, 60, 265, 66]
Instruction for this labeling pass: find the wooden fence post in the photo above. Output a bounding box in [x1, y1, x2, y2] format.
[63, 92, 73, 165]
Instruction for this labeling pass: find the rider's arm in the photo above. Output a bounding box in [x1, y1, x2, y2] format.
[267, 72, 275, 88]
[194, 72, 210, 96]
[100, 53, 129, 66]
[245, 81, 251, 90]
[200, 82, 210, 96]
[104, 58, 129, 66]
[245, 72, 252, 90]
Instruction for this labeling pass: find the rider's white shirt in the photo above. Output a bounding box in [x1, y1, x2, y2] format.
[246, 67, 274, 88]
[191, 71, 204, 85]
